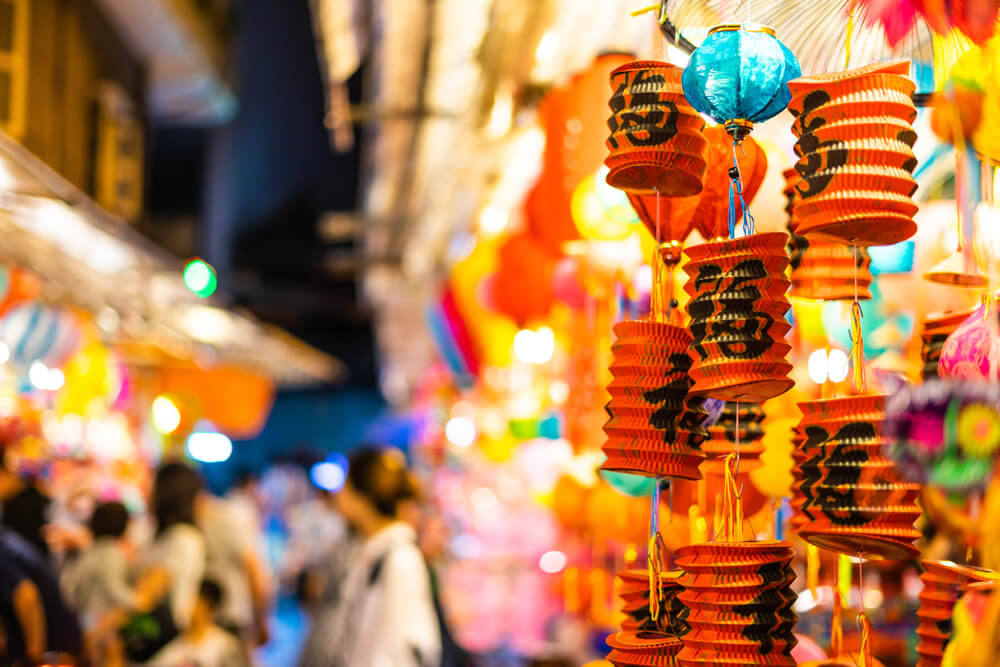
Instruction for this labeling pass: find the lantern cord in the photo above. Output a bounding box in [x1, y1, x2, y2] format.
[845, 0, 857, 69]
[647, 531, 666, 622]
[850, 300, 866, 393]
[728, 141, 754, 239]
[721, 452, 744, 542]
[857, 555, 873, 667]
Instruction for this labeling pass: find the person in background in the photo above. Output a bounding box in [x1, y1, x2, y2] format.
[310, 447, 440, 667]
[0, 527, 82, 662]
[148, 579, 248, 667]
[0, 452, 51, 556]
[198, 489, 271, 648]
[60, 501, 137, 628]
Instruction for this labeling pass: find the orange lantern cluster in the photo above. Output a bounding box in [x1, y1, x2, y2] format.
[920, 309, 975, 381]
[683, 232, 794, 403]
[701, 402, 766, 473]
[676, 541, 798, 665]
[617, 569, 687, 635]
[602, 320, 708, 480]
[605, 61, 707, 195]
[787, 61, 919, 246]
[793, 395, 922, 560]
[916, 560, 1000, 666]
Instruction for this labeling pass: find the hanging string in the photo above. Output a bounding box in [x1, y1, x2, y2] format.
[721, 452, 744, 542]
[647, 530, 666, 622]
[651, 187, 663, 322]
[728, 142, 755, 239]
[857, 556, 873, 667]
[850, 249, 866, 393]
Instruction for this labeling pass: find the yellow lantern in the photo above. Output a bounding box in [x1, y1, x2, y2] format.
[571, 167, 639, 241]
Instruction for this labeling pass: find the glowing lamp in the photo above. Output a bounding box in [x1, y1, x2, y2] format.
[152, 395, 182, 435]
[571, 170, 638, 241]
[186, 427, 233, 463]
[183, 259, 217, 298]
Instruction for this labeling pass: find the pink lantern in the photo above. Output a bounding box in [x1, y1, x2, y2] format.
[939, 305, 1000, 380]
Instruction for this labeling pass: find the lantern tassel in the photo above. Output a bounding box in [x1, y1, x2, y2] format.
[728, 141, 755, 239]
[850, 300, 866, 392]
[858, 612, 873, 667]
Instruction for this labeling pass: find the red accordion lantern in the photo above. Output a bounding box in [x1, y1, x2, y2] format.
[606, 61, 708, 195]
[920, 309, 975, 381]
[683, 233, 794, 403]
[787, 61, 919, 246]
[601, 320, 709, 480]
[618, 569, 687, 635]
[676, 541, 798, 666]
[793, 394, 922, 560]
[789, 424, 809, 531]
[701, 402, 766, 473]
[916, 560, 1000, 666]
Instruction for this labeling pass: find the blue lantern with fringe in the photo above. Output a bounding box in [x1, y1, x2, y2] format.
[682, 25, 801, 143]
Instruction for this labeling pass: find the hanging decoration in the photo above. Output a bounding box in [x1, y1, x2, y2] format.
[791, 242, 873, 302]
[938, 304, 1000, 380]
[616, 568, 687, 635]
[884, 380, 1000, 492]
[0, 303, 81, 370]
[916, 560, 1000, 667]
[682, 25, 801, 143]
[601, 320, 709, 480]
[701, 402, 766, 472]
[490, 232, 558, 326]
[793, 394, 922, 560]
[683, 233, 794, 403]
[605, 60, 708, 195]
[787, 61, 920, 246]
[920, 309, 977, 380]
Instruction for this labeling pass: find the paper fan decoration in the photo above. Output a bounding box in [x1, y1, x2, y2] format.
[794, 394, 922, 560]
[659, 0, 978, 101]
[683, 233, 794, 403]
[601, 320, 709, 480]
[675, 540, 799, 665]
[701, 402, 766, 473]
[787, 61, 919, 246]
[920, 309, 976, 380]
[884, 379, 1000, 492]
[916, 560, 1000, 666]
[605, 60, 708, 195]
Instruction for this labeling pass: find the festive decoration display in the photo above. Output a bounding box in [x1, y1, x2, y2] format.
[916, 560, 1000, 667]
[676, 540, 798, 665]
[794, 394, 922, 560]
[885, 380, 1000, 492]
[601, 320, 708, 480]
[701, 402, 766, 472]
[682, 25, 801, 142]
[920, 310, 976, 380]
[787, 61, 919, 246]
[605, 60, 708, 195]
[683, 233, 794, 403]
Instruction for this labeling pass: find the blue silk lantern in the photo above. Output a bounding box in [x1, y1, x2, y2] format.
[682, 25, 801, 142]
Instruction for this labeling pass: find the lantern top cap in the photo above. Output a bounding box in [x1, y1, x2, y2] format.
[709, 23, 776, 37]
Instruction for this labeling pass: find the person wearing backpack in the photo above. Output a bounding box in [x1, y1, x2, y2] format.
[303, 447, 441, 667]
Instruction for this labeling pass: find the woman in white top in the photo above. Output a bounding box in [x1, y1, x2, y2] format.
[309, 447, 440, 667]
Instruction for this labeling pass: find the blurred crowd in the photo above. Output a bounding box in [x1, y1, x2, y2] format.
[0, 446, 464, 667]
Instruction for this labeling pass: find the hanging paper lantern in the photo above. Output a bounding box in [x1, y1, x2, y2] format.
[0, 303, 80, 369]
[606, 631, 682, 667]
[572, 168, 640, 241]
[676, 541, 798, 665]
[683, 233, 794, 403]
[526, 53, 635, 251]
[791, 241, 873, 302]
[938, 304, 1000, 380]
[920, 309, 975, 380]
[616, 569, 687, 635]
[682, 25, 801, 142]
[701, 402, 766, 473]
[916, 560, 1000, 667]
[601, 320, 709, 480]
[0, 266, 40, 317]
[605, 60, 708, 195]
[490, 232, 557, 325]
[793, 394, 922, 560]
[787, 61, 920, 246]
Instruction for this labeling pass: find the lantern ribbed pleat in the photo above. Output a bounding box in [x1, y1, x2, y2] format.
[920, 310, 975, 381]
[787, 61, 919, 246]
[618, 569, 688, 635]
[605, 61, 708, 195]
[676, 541, 798, 665]
[607, 631, 683, 667]
[683, 233, 794, 403]
[601, 320, 708, 480]
[916, 560, 1000, 666]
[793, 395, 922, 560]
[701, 402, 766, 473]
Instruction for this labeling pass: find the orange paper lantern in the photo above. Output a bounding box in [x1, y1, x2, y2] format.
[915, 560, 1000, 667]
[160, 364, 276, 440]
[605, 61, 707, 195]
[683, 233, 794, 403]
[607, 630, 683, 666]
[793, 394, 922, 561]
[617, 569, 687, 636]
[676, 541, 798, 666]
[701, 402, 766, 473]
[490, 232, 557, 325]
[787, 61, 919, 246]
[920, 309, 976, 381]
[602, 320, 708, 480]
